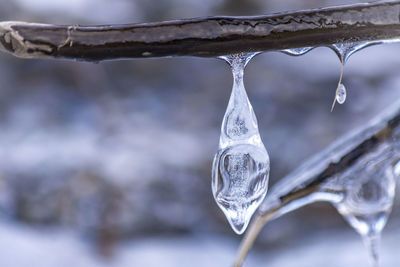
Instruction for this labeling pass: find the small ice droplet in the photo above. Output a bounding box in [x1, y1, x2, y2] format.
[281, 46, 314, 56]
[331, 61, 346, 112]
[336, 83, 346, 104]
[213, 53, 270, 234]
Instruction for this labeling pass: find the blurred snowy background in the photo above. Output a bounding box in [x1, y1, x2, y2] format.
[1, 0, 400, 266]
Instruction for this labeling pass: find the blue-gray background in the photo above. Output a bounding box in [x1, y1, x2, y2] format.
[1, 0, 400, 266]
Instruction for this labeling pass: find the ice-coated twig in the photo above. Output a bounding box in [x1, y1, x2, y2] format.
[234, 100, 400, 267]
[331, 61, 344, 112]
[1, 1, 400, 61]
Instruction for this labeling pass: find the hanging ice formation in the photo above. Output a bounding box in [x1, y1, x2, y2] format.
[329, 41, 381, 111]
[212, 52, 270, 235]
[281, 46, 314, 56]
[277, 39, 394, 112]
[329, 43, 349, 111]
[330, 61, 346, 112]
[281, 42, 386, 112]
[332, 145, 397, 267]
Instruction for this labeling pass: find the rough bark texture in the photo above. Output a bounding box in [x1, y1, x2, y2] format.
[0, 1, 400, 61]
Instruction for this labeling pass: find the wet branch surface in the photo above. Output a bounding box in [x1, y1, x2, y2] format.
[1, 1, 400, 61]
[234, 100, 400, 267]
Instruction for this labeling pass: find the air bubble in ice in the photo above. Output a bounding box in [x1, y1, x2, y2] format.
[212, 52, 270, 235]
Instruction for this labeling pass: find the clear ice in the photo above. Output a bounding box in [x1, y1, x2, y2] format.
[281, 46, 314, 56]
[334, 148, 397, 267]
[329, 41, 384, 111]
[336, 83, 346, 104]
[331, 60, 346, 112]
[212, 53, 270, 235]
[279, 41, 391, 111]
[329, 41, 380, 64]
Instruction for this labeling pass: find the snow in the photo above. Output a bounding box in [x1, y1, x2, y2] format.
[1, 219, 399, 267]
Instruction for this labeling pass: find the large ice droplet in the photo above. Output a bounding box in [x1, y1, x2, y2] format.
[212, 145, 269, 234]
[212, 53, 270, 234]
[336, 83, 346, 104]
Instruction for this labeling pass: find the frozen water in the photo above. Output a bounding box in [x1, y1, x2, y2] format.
[329, 41, 381, 63]
[281, 41, 391, 112]
[335, 157, 395, 235]
[212, 53, 270, 235]
[336, 83, 346, 104]
[331, 60, 345, 112]
[284, 40, 392, 62]
[334, 147, 396, 267]
[363, 233, 381, 267]
[281, 47, 314, 56]
[328, 40, 389, 111]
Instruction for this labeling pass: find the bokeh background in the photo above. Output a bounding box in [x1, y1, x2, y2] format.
[1, 0, 400, 266]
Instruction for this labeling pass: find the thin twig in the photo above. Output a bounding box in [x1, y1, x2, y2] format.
[0, 1, 400, 61]
[234, 211, 277, 267]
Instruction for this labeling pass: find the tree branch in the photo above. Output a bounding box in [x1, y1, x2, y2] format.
[234, 99, 400, 266]
[1, 1, 400, 61]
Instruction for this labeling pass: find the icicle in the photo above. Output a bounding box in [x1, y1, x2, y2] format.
[362, 232, 381, 267]
[329, 41, 381, 64]
[212, 52, 270, 235]
[334, 150, 396, 267]
[338, 210, 389, 267]
[329, 41, 383, 111]
[281, 46, 314, 56]
[331, 60, 346, 112]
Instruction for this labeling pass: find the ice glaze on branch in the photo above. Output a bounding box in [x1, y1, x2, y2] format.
[234, 100, 400, 267]
[1, 1, 400, 61]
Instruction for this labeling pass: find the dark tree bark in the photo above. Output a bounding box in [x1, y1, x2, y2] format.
[0, 1, 400, 61]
